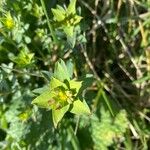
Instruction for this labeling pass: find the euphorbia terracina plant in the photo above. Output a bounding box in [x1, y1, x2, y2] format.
[51, 0, 82, 37]
[32, 59, 90, 127]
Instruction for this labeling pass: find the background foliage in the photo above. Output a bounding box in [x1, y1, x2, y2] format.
[0, 0, 150, 149]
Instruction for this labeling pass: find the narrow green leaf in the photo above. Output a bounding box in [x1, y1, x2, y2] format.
[52, 105, 70, 128]
[31, 89, 55, 109]
[70, 100, 91, 115]
[67, 126, 81, 150]
[101, 90, 114, 117]
[132, 75, 150, 84]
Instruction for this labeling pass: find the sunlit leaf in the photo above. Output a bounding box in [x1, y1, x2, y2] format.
[69, 80, 82, 95]
[64, 26, 74, 37]
[10, 50, 34, 67]
[74, 15, 83, 25]
[31, 89, 55, 109]
[70, 99, 90, 115]
[56, 5, 66, 14]
[54, 59, 70, 82]
[67, 0, 77, 14]
[32, 86, 49, 95]
[51, 8, 65, 22]
[52, 104, 70, 128]
[50, 77, 67, 90]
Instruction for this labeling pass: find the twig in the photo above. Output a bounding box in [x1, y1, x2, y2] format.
[118, 63, 135, 81]
[118, 35, 143, 78]
[129, 122, 139, 139]
[138, 111, 150, 123]
[130, 0, 148, 47]
[80, 44, 101, 82]
[94, 0, 100, 13]
[0, 65, 43, 78]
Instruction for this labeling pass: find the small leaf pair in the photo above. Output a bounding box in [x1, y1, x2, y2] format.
[32, 59, 90, 127]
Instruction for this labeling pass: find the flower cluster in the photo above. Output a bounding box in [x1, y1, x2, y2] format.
[1, 11, 15, 29]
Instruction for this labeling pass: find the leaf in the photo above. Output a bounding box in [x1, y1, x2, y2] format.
[24, 36, 31, 44]
[64, 26, 74, 37]
[50, 77, 67, 90]
[31, 89, 55, 109]
[51, 8, 65, 22]
[114, 110, 128, 134]
[70, 100, 90, 115]
[10, 50, 34, 67]
[41, 70, 52, 81]
[67, 0, 77, 14]
[32, 86, 49, 95]
[52, 104, 70, 128]
[74, 15, 83, 25]
[101, 90, 114, 117]
[56, 5, 66, 14]
[66, 59, 74, 78]
[132, 75, 150, 84]
[54, 59, 70, 82]
[67, 34, 76, 48]
[69, 80, 82, 95]
[91, 108, 128, 150]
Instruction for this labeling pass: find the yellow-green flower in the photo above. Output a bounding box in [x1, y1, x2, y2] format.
[2, 12, 15, 29]
[51, 0, 82, 37]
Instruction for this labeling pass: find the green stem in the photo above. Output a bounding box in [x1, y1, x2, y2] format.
[1, 31, 17, 48]
[74, 115, 80, 135]
[40, 0, 57, 43]
[0, 65, 43, 78]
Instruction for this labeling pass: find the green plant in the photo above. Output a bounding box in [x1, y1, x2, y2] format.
[92, 108, 128, 150]
[51, 0, 82, 37]
[32, 59, 90, 127]
[0, 0, 150, 149]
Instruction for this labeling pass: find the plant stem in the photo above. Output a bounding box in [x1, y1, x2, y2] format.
[40, 0, 57, 43]
[0, 31, 17, 48]
[0, 65, 43, 78]
[74, 115, 80, 135]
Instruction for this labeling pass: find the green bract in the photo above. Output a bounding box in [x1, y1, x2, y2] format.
[1, 11, 15, 29]
[32, 59, 90, 127]
[10, 49, 34, 67]
[51, 0, 82, 37]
